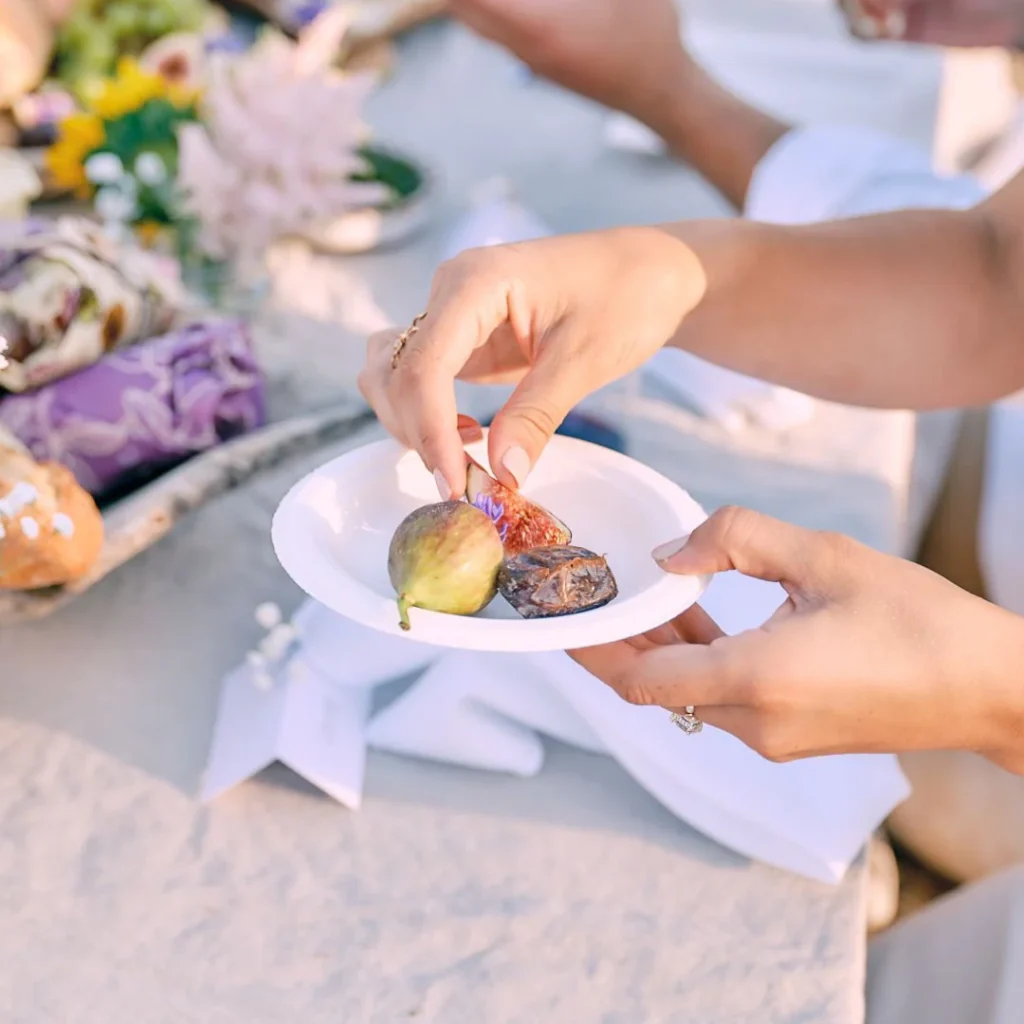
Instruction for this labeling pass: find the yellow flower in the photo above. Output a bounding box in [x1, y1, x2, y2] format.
[168, 82, 201, 110]
[45, 113, 105, 196]
[45, 142, 89, 195]
[60, 113, 105, 153]
[134, 221, 165, 249]
[89, 58, 167, 120]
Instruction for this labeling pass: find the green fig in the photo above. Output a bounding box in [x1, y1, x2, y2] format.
[387, 500, 504, 630]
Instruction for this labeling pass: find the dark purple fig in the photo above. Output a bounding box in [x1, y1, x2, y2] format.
[388, 501, 504, 630]
[497, 545, 618, 619]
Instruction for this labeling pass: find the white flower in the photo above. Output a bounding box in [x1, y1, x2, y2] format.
[84, 152, 125, 186]
[134, 152, 168, 187]
[0, 150, 42, 215]
[0, 336, 8, 372]
[94, 186, 137, 224]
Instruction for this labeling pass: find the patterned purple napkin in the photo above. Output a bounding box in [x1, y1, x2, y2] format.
[0, 319, 266, 499]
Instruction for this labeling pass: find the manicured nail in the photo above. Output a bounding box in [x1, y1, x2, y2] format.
[848, 13, 881, 38]
[652, 534, 691, 565]
[883, 11, 906, 37]
[501, 445, 531, 488]
[434, 469, 452, 501]
[457, 415, 484, 444]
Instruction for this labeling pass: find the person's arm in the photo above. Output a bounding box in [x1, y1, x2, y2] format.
[639, 59, 788, 211]
[839, 0, 1024, 48]
[449, 0, 789, 211]
[571, 506, 1024, 773]
[361, 171, 1024, 495]
[663, 176, 1024, 409]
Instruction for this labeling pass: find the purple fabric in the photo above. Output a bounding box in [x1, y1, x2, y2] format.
[0, 319, 266, 499]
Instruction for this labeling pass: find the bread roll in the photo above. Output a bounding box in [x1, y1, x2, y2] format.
[0, 430, 104, 591]
[0, 0, 53, 110]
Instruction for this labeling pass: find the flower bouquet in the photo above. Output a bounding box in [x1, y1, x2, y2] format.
[44, 20, 433, 306]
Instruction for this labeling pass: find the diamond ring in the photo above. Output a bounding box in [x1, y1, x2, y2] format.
[670, 706, 703, 735]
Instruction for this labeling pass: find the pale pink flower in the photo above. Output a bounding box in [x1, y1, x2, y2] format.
[175, 29, 390, 269]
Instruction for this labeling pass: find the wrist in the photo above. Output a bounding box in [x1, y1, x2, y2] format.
[631, 58, 790, 211]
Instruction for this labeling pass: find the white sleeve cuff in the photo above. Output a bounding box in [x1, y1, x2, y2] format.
[745, 125, 986, 225]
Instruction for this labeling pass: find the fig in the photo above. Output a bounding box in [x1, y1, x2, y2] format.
[498, 545, 618, 619]
[387, 500, 504, 630]
[465, 458, 571, 557]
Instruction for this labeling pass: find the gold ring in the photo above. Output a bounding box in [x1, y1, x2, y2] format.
[390, 312, 427, 370]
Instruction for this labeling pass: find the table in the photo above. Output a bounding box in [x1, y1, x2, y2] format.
[4, 8, 985, 1021]
[0, 426, 867, 1024]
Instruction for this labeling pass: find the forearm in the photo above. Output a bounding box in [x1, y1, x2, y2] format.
[662, 203, 1024, 409]
[639, 60, 788, 210]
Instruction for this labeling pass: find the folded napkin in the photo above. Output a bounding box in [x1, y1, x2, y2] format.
[0, 217, 183, 393]
[0, 319, 266, 499]
[208, 569, 909, 884]
[644, 349, 815, 434]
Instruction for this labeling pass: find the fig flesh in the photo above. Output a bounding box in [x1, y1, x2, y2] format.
[465, 458, 571, 557]
[388, 501, 504, 630]
[498, 545, 618, 619]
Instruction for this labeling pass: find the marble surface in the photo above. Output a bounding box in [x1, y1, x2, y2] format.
[1, 5, 988, 1021]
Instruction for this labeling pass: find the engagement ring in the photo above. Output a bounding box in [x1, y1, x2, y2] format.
[670, 706, 703, 735]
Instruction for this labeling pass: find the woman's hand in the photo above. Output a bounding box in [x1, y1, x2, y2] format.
[358, 228, 706, 499]
[839, 0, 1024, 46]
[571, 507, 1024, 773]
[448, 0, 688, 127]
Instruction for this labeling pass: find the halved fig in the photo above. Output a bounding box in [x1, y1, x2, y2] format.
[465, 457, 571, 556]
[498, 545, 618, 619]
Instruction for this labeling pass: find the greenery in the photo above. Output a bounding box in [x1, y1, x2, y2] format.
[56, 0, 212, 97]
[355, 146, 424, 206]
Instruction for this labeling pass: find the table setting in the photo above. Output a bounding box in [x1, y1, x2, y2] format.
[2, 2, 1017, 1021]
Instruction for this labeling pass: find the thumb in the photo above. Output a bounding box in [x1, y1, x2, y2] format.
[486, 331, 592, 489]
[652, 506, 843, 592]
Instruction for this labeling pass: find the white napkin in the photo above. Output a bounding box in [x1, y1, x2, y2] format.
[440, 177, 552, 261]
[979, 392, 1024, 616]
[363, 571, 908, 883]
[644, 349, 816, 434]
[205, 566, 910, 883]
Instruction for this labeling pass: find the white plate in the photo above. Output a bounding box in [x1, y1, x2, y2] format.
[272, 433, 710, 652]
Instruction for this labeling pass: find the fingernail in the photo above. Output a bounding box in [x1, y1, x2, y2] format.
[652, 534, 691, 565]
[883, 11, 906, 37]
[457, 415, 484, 444]
[501, 445, 531, 488]
[434, 469, 452, 501]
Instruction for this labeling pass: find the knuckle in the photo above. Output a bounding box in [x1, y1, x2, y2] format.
[437, 246, 503, 284]
[706, 505, 760, 550]
[810, 530, 860, 583]
[510, 401, 561, 439]
[815, 530, 855, 559]
[415, 427, 441, 458]
[395, 343, 435, 384]
[615, 675, 658, 707]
